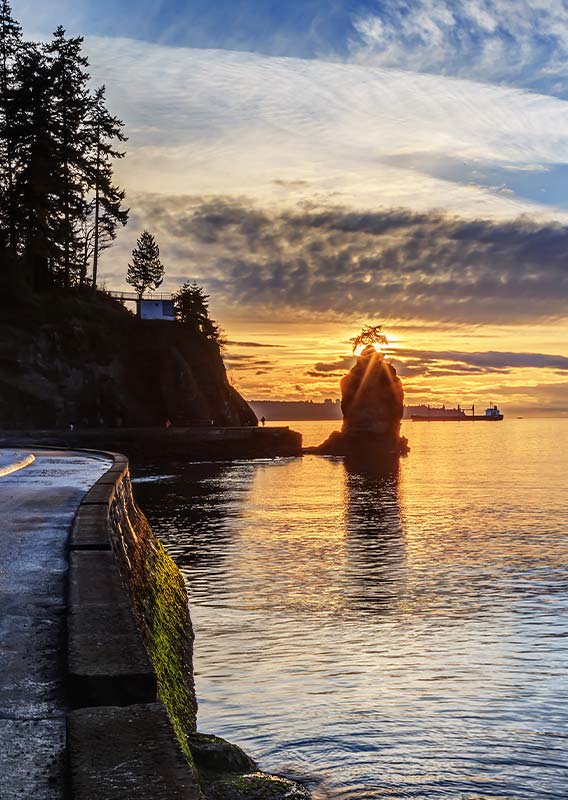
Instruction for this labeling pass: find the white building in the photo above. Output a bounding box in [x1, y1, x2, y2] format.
[139, 298, 175, 321]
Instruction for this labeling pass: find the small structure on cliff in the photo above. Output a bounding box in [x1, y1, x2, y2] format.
[308, 328, 408, 456]
[139, 296, 176, 321]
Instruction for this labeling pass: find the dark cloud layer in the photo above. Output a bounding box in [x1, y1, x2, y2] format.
[388, 349, 568, 372]
[224, 354, 274, 370]
[227, 340, 284, 348]
[312, 348, 568, 380]
[132, 196, 568, 325]
[313, 357, 356, 372]
[306, 370, 345, 378]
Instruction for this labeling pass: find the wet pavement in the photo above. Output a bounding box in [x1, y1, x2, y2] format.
[0, 450, 111, 800]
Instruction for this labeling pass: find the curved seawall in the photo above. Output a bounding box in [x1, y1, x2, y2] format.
[67, 452, 310, 799]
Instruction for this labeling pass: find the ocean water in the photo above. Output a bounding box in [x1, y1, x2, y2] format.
[134, 419, 568, 799]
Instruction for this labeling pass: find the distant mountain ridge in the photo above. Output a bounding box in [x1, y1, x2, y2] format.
[249, 400, 463, 421]
[249, 399, 342, 421]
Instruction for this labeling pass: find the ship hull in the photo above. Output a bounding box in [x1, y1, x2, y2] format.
[411, 415, 503, 421]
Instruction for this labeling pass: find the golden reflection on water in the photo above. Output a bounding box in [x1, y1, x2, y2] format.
[230, 457, 349, 615]
[136, 419, 568, 800]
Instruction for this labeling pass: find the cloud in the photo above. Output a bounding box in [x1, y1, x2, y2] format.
[223, 354, 275, 370]
[18, 0, 361, 60]
[311, 348, 568, 382]
[227, 340, 284, 348]
[117, 196, 568, 326]
[350, 0, 568, 98]
[20, 0, 568, 103]
[476, 379, 568, 415]
[313, 357, 356, 372]
[389, 349, 568, 371]
[79, 36, 568, 220]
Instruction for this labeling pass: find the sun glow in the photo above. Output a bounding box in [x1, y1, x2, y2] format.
[350, 324, 390, 356]
[354, 341, 386, 356]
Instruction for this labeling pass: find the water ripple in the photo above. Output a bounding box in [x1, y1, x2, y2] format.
[136, 419, 568, 799]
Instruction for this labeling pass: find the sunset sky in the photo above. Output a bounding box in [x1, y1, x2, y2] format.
[15, 0, 568, 414]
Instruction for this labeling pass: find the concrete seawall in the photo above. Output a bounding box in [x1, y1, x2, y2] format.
[0, 426, 303, 464]
[67, 452, 310, 799]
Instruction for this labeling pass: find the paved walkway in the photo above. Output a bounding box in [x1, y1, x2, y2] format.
[0, 450, 111, 800]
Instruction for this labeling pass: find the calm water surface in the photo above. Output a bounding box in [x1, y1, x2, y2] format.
[135, 419, 568, 799]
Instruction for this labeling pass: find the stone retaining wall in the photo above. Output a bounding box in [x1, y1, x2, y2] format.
[66, 452, 311, 800]
[67, 451, 202, 798]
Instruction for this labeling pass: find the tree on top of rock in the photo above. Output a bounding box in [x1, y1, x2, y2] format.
[173, 281, 223, 344]
[350, 324, 389, 354]
[126, 230, 164, 299]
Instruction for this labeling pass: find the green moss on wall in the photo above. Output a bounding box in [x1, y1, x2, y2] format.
[108, 475, 198, 766]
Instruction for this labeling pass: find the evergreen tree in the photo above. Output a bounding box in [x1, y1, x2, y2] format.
[0, 0, 22, 252]
[350, 324, 389, 353]
[73, 202, 95, 288]
[0, 6, 127, 291]
[174, 281, 223, 343]
[85, 85, 128, 290]
[126, 230, 164, 299]
[45, 27, 91, 288]
[11, 42, 58, 288]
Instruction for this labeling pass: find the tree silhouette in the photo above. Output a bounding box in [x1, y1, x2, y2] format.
[173, 281, 223, 343]
[0, 0, 22, 253]
[126, 230, 164, 299]
[46, 27, 91, 288]
[86, 85, 128, 290]
[0, 3, 127, 290]
[12, 41, 58, 289]
[350, 324, 389, 353]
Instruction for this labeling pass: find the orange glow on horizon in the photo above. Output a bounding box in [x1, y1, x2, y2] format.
[219, 312, 568, 416]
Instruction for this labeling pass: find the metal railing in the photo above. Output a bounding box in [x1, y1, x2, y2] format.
[107, 291, 174, 301]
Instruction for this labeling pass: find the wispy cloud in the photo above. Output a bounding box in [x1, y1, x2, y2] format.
[351, 0, 568, 98]
[78, 36, 568, 222]
[20, 0, 568, 99]
[16, 0, 360, 59]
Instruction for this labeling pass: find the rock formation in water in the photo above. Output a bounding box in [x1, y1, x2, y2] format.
[0, 290, 257, 429]
[341, 345, 403, 435]
[308, 345, 408, 456]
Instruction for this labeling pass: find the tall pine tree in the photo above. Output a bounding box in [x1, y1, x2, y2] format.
[46, 27, 91, 288]
[11, 42, 58, 288]
[0, 7, 128, 291]
[174, 281, 223, 343]
[85, 85, 128, 290]
[0, 0, 22, 253]
[126, 230, 164, 299]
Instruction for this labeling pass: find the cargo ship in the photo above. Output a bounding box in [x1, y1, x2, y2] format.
[411, 404, 503, 421]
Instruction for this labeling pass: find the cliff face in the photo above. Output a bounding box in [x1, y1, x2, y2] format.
[0, 292, 257, 429]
